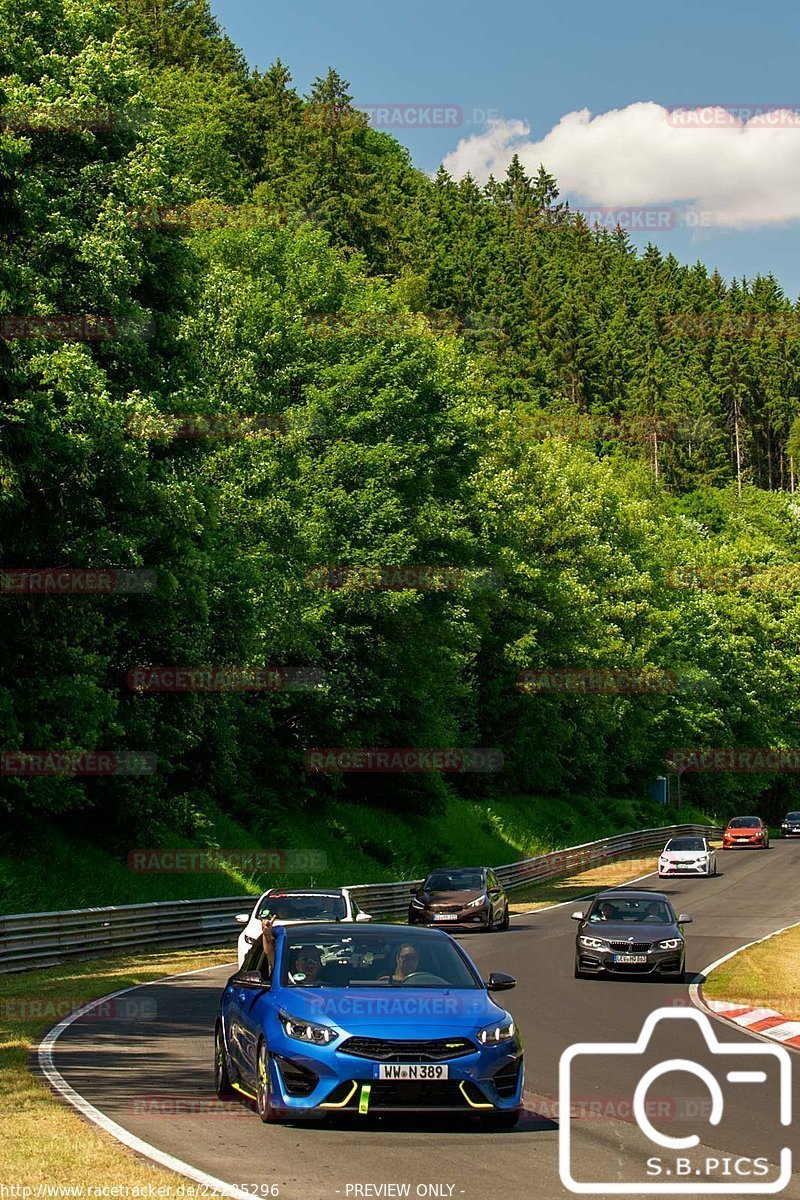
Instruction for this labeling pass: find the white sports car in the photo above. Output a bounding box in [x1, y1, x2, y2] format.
[658, 835, 717, 878]
[234, 887, 372, 966]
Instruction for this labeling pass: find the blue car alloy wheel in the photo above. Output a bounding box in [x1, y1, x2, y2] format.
[215, 922, 523, 1128]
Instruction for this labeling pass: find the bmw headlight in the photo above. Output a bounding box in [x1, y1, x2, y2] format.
[658, 938, 683, 950]
[477, 1018, 515, 1045]
[467, 895, 488, 908]
[579, 935, 607, 950]
[279, 1013, 337, 1045]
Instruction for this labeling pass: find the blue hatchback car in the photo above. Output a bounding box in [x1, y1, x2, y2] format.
[214, 922, 523, 1127]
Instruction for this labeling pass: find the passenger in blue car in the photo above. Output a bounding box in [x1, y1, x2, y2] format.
[289, 946, 324, 984]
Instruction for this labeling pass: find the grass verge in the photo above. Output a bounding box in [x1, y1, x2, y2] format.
[0, 793, 710, 914]
[702, 921, 800, 1021]
[507, 848, 661, 912]
[0, 947, 234, 1189]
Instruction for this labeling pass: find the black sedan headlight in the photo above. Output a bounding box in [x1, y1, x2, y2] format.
[657, 938, 684, 950]
[579, 935, 608, 950]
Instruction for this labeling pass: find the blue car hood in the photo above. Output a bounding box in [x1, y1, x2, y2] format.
[274, 986, 509, 1034]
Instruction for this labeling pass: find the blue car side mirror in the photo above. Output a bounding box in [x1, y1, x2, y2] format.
[233, 970, 268, 987]
[486, 972, 516, 991]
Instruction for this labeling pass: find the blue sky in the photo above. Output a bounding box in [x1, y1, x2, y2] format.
[212, 0, 800, 299]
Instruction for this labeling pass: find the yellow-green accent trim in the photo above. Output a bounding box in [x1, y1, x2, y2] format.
[458, 1080, 493, 1109]
[320, 1080, 359, 1109]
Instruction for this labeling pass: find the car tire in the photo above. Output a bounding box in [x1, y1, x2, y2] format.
[256, 1039, 279, 1123]
[214, 1024, 234, 1099]
[479, 1109, 520, 1131]
[485, 909, 495, 933]
[499, 905, 510, 930]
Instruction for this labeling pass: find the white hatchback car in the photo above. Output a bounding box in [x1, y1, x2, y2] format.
[658, 835, 717, 878]
[234, 888, 372, 966]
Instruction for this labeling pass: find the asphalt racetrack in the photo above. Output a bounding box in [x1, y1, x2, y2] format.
[42, 842, 800, 1200]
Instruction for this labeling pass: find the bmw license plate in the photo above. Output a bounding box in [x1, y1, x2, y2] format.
[376, 1064, 449, 1080]
[433, 914, 458, 921]
[613, 954, 647, 963]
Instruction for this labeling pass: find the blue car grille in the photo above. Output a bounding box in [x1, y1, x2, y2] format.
[337, 1036, 477, 1061]
[325, 1079, 473, 1109]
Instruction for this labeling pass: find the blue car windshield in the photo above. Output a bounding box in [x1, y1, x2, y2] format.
[280, 931, 482, 989]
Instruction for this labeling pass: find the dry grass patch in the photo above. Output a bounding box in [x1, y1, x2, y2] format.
[0, 947, 234, 1190]
[507, 849, 662, 912]
[703, 922, 800, 1021]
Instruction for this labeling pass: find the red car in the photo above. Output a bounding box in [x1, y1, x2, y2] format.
[722, 816, 770, 849]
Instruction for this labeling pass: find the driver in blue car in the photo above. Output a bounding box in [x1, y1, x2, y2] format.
[380, 943, 420, 982]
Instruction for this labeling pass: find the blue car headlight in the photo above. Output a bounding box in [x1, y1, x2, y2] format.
[477, 1018, 515, 1045]
[279, 1012, 337, 1045]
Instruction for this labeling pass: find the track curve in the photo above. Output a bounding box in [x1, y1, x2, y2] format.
[41, 842, 800, 1200]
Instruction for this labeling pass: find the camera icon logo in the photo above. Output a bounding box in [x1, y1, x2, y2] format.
[559, 1007, 792, 1194]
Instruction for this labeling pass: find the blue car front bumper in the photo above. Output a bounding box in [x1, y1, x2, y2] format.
[260, 1032, 523, 1116]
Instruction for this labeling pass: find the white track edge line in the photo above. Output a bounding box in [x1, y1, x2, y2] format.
[37, 959, 254, 1200]
[689, 917, 800, 1050]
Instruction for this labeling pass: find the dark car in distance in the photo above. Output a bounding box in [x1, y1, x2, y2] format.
[408, 867, 510, 932]
[780, 811, 800, 837]
[572, 889, 691, 981]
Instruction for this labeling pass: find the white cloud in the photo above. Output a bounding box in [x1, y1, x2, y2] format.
[441, 103, 800, 229]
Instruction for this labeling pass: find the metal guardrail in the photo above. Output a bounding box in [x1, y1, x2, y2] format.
[344, 824, 723, 916]
[0, 824, 721, 972]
